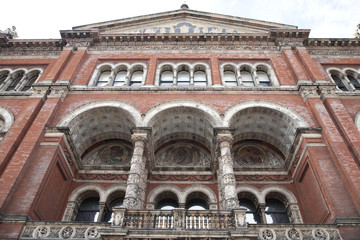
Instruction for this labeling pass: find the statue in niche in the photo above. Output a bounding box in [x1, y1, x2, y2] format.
[237, 146, 264, 165]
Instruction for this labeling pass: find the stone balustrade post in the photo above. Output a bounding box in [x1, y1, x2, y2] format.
[123, 131, 148, 209]
[233, 208, 247, 228]
[215, 128, 239, 210]
[112, 207, 127, 227]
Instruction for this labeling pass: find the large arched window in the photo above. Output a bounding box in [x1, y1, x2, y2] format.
[130, 70, 143, 86]
[239, 198, 261, 224]
[257, 70, 271, 86]
[6, 71, 24, 91]
[240, 70, 254, 86]
[193, 70, 207, 86]
[223, 70, 238, 86]
[160, 70, 174, 86]
[96, 70, 111, 86]
[155, 191, 179, 210]
[177, 70, 190, 86]
[75, 197, 100, 222]
[185, 192, 209, 210]
[113, 71, 127, 86]
[265, 198, 289, 224]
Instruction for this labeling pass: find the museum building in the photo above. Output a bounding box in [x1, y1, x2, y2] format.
[0, 4, 360, 240]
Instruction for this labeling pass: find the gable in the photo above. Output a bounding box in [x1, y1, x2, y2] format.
[73, 8, 297, 35]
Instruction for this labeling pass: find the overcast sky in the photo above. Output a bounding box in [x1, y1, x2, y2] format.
[1, 0, 358, 39]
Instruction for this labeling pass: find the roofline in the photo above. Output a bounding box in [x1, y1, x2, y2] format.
[72, 7, 297, 31]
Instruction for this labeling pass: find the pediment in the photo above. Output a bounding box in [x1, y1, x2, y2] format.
[73, 8, 297, 35]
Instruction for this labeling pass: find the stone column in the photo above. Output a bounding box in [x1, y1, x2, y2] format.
[258, 203, 267, 224]
[215, 129, 239, 210]
[97, 202, 106, 222]
[123, 131, 148, 209]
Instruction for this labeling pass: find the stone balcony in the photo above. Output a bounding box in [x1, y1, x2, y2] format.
[19, 209, 342, 240]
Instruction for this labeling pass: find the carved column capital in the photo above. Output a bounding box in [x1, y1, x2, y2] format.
[30, 85, 50, 100]
[49, 84, 69, 101]
[318, 85, 337, 101]
[299, 85, 319, 102]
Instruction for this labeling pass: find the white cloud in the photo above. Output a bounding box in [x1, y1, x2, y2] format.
[0, 0, 358, 39]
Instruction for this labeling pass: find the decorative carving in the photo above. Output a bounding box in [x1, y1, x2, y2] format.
[33, 226, 50, 239]
[300, 85, 318, 101]
[277, 40, 304, 48]
[259, 228, 276, 240]
[112, 208, 126, 227]
[286, 228, 302, 240]
[312, 228, 329, 240]
[235, 175, 291, 182]
[30, 86, 50, 99]
[318, 85, 337, 100]
[0, 26, 18, 38]
[59, 226, 75, 239]
[77, 173, 128, 181]
[66, 40, 91, 47]
[308, 50, 360, 56]
[288, 204, 303, 224]
[49, 85, 69, 101]
[149, 174, 213, 181]
[173, 208, 183, 229]
[85, 226, 99, 239]
[233, 209, 247, 228]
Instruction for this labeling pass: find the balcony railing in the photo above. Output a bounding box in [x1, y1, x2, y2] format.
[120, 209, 237, 230]
[19, 209, 343, 240]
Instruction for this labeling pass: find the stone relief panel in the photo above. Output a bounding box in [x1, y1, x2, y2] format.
[155, 142, 210, 170]
[81, 141, 132, 170]
[232, 142, 284, 170]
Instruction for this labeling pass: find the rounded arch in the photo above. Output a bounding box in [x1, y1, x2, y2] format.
[68, 184, 106, 203]
[223, 101, 309, 128]
[260, 185, 298, 204]
[147, 185, 183, 205]
[95, 63, 115, 71]
[326, 67, 345, 78]
[239, 63, 255, 72]
[183, 184, 217, 204]
[103, 185, 127, 203]
[354, 111, 360, 132]
[58, 100, 142, 127]
[143, 100, 222, 127]
[236, 185, 262, 204]
[0, 106, 14, 132]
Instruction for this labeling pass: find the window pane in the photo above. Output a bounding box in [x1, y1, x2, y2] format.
[75, 198, 99, 222]
[160, 71, 173, 86]
[130, 71, 143, 86]
[348, 75, 360, 90]
[241, 70, 254, 86]
[265, 199, 289, 224]
[156, 199, 179, 210]
[257, 70, 271, 86]
[331, 75, 347, 91]
[113, 71, 126, 86]
[97, 71, 111, 86]
[7, 73, 24, 91]
[240, 199, 261, 224]
[0, 72, 9, 85]
[194, 71, 207, 86]
[177, 71, 190, 86]
[186, 199, 208, 210]
[22, 73, 39, 91]
[104, 198, 123, 222]
[223, 71, 237, 86]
